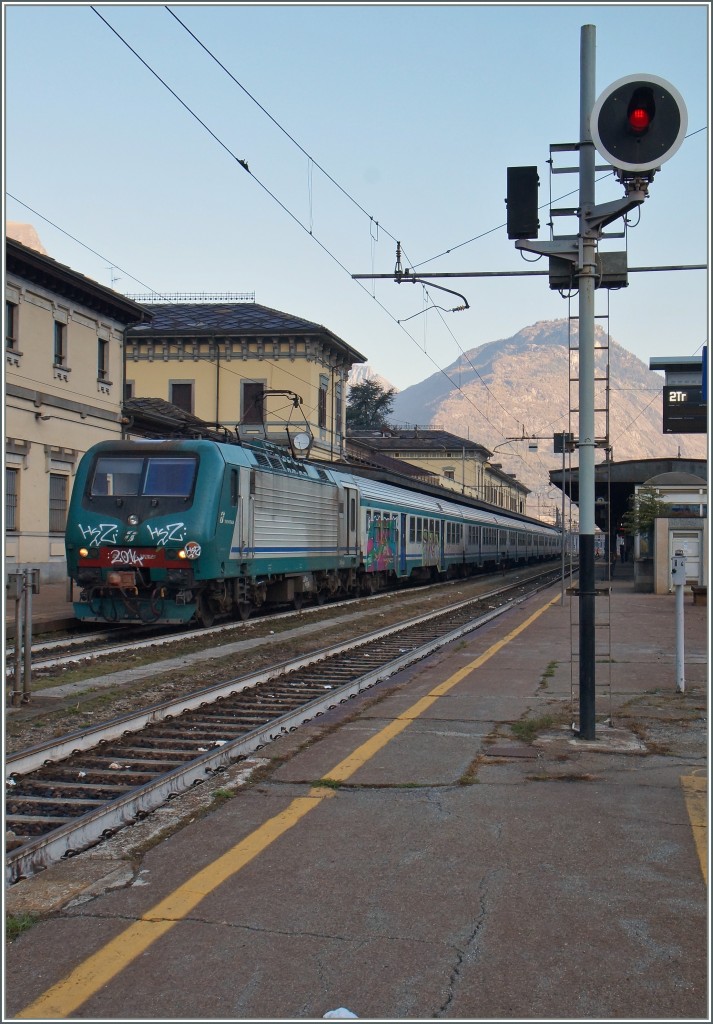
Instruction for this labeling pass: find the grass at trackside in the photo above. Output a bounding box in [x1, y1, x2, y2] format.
[6, 912, 38, 941]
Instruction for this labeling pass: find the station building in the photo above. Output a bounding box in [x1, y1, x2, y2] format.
[550, 457, 707, 593]
[123, 302, 367, 463]
[5, 241, 369, 583]
[5, 237, 147, 582]
[347, 429, 529, 515]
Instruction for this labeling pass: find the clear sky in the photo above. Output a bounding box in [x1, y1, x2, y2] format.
[4, 2, 710, 410]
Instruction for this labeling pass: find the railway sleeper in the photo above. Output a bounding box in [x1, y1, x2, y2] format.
[193, 706, 300, 718]
[277, 679, 356, 692]
[119, 734, 233, 749]
[66, 756, 187, 770]
[13, 780, 136, 797]
[7, 815, 76, 834]
[167, 714, 272, 729]
[33, 767, 158, 785]
[8, 796, 106, 814]
[145, 725, 239, 739]
[108, 746, 203, 761]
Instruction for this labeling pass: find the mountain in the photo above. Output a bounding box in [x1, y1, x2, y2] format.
[388, 319, 706, 507]
[348, 364, 398, 395]
[6, 222, 48, 255]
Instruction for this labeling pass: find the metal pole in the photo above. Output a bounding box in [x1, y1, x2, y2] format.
[12, 577, 24, 708]
[23, 569, 34, 703]
[578, 24, 597, 739]
[675, 580, 685, 692]
[561, 444, 566, 604]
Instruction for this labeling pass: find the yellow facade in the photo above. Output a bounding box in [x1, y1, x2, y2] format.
[5, 239, 145, 580]
[347, 432, 529, 514]
[125, 306, 366, 462]
[393, 453, 526, 512]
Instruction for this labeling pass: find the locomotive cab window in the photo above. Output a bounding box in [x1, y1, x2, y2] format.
[90, 457, 143, 496]
[144, 458, 196, 497]
[88, 454, 198, 508]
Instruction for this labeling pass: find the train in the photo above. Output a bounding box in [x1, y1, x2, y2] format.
[65, 437, 567, 626]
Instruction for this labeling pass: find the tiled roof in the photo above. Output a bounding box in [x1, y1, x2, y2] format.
[126, 302, 366, 362]
[348, 429, 491, 458]
[6, 238, 148, 324]
[123, 397, 235, 442]
[345, 439, 441, 481]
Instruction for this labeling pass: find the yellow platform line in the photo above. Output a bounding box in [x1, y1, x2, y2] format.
[17, 592, 560, 1019]
[680, 773, 708, 885]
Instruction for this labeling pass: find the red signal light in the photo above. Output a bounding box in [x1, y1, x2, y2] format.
[628, 106, 651, 133]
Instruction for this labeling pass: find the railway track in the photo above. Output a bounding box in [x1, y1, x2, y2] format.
[6, 567, 565, 884]
[8, 563, 570, 675]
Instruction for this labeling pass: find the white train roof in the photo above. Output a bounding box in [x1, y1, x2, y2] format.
[331, 470, 556, 534]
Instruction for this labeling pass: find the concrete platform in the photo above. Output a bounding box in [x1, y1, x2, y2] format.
[4, 576, 708, 1021]
[5, 581, 77, 639]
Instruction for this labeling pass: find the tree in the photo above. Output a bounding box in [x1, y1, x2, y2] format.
[621, 487, 669, 537]
[346, 380, 396, 431]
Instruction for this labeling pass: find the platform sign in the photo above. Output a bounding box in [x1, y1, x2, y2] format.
[663, 385, 706, 434]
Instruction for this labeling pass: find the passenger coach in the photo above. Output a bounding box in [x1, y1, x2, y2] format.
[65, 438, 563, 626]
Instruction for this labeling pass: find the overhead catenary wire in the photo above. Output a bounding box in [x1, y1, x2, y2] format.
[86, 7, 525, 456]
[164, 5, 403, 251]
[411, 126, 707, 272]
[6, 194, 166, 298]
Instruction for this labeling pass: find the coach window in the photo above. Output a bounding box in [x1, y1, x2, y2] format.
[170, 381, 194, 414]
[230, 469, 239, 506]
[416, 518, 422, 542]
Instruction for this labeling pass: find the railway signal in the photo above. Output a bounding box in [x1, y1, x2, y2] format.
[590, 74, 688, 174]
[505, 166, 540, 239]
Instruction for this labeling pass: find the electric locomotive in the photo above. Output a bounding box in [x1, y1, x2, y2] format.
[65, 437, 563, 626]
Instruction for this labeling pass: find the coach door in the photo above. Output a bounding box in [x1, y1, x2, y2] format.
[344, 486, 358, 556]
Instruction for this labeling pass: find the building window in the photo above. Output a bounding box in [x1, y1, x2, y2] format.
[125, 380, 135, 400]
[6, 468, 18, 530]
[169, 381, 194, 413]
[53, 321, 66, 366]
[6, 301, 18, 349]
[97, 338, 109, 380]
[335, 382, 343, 436]
[49, 473, 68, 533]
[318, 375, 328, 430]
[241, 382, 264, 424]
[443, 469, 455, 480]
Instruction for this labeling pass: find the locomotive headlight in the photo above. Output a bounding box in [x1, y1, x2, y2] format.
[79, 547, 89, 558]
[128, 514, 139, 526]
[178, 549, 187, 560]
